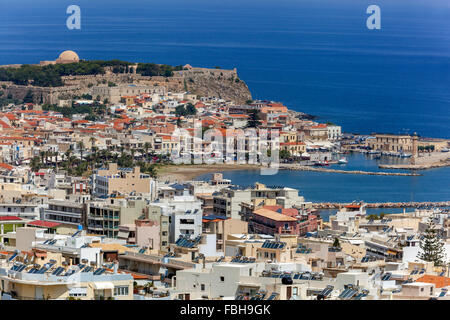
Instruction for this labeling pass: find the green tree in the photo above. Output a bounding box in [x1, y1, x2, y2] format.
[332, 237, 341, 248]
[77, 141, 85, 161]
[23, 90, 34, 103]
[417, 216, 446, 266]
[246, 109, 261, 128]
[175, 105, 186, 117]
[185, 103, 197, 115]
[280, 150, 291, 159]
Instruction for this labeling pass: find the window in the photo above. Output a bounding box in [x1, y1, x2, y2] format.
[220, 276, 225, 282]
[293, 287, 298, 296]
[114, 286, 129, 296]
[69, 292, 87, 297]
[201, 284, 205, 291]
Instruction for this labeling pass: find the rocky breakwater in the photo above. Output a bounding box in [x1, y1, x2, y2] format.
[312, 201, 450, 209]
[279, 164, 421, 176]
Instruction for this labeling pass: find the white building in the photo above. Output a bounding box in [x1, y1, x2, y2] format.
[327, 125, 342, 140]
[152, 191, 203, 243]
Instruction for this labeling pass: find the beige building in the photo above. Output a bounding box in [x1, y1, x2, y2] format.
[368, 134, 415, 153]
[92, 163, 156, 198]
[87, 199, 149, 238]
[92, 84, 165, 104]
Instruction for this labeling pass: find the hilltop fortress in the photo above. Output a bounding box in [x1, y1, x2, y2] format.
[0, 51, 252, 105]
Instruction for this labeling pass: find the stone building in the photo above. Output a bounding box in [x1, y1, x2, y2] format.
[92, 84, 166, 104]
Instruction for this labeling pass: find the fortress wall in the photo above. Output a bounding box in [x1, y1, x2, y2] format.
[1, 66, 250, 105]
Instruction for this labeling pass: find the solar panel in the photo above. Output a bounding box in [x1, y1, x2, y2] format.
[339, 289, 351, 299]
[381, 273, 392, 281]
[353, 293, 364, 300]
[439, 271, 445, 277]
[37, 267, 48, 274]
[8, 252, 18, 262]
[439, 291, 446, 297]
[52, 267, 64, 276]
[94, 268, 106, 275]
[419, 269, 425, 274]
[345, 290, 357, 299]
[64, 269, 76, 276]
[72, 230, 82, 237]
[320, 286, 334, 297]
[267, 293, 277, 300]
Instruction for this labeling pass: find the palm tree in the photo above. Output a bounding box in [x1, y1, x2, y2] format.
[65, 149, 73, 167]
[30, 156, 41, 172]
[89, 137, 97, 153]
[143, 142, 151, 159]
[91, 146, 98, 171]
[77, 141, 85, 161]
[40, 151, 46, 165]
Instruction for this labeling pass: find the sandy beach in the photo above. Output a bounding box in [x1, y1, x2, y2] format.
[156, 163, 261, 182]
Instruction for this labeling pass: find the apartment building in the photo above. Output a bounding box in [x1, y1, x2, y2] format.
[250, 208, 298, 236]
[87, 199, 147, 238]
[118, 205, 170, 253]
[43, 200, 86, 231]
[92, 163, 156, 198]
[0, 203, 41, 220]
[0, 257, 133, 300]
[152, 193, 203, 243]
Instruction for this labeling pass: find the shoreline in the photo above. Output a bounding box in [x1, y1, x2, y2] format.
[156, 164, 261, 182]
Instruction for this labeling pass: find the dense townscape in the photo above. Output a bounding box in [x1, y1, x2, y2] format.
[0, 52, 449, 301]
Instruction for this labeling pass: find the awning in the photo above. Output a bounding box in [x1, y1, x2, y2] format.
[93, 282, 114, 290]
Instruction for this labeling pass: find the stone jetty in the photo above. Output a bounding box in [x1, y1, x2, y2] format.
[279, 164, 420, 176]
[312, 201, 450, 209]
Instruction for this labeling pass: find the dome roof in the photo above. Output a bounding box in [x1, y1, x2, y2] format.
[57, 50, 79, 62]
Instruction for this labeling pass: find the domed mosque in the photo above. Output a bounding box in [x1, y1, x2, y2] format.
[55, 50, 80, 64]
[39, 50, 80, 66]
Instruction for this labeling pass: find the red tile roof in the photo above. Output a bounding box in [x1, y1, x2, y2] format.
[27, 220, 60, 228]
[0, 216, 22, 221]
[416, 275, 450, 288]
[0, 163, 14, 171]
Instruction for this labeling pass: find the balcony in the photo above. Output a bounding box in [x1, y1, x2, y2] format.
[89, 215, 104, 221]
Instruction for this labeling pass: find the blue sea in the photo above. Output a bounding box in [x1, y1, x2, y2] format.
[197, 153, 450, 203]
[0, 0, 449, 138]
[1, 0, 449, 203]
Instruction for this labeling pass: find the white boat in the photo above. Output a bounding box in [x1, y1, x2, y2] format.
[442, 148, 449, 152]
[399, 152, 412, 158]
[338, 157, 348, 164]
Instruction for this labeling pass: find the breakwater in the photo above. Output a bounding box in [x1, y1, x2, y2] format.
[312, 202, 450, 209]
[279, 164, 420, 176]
